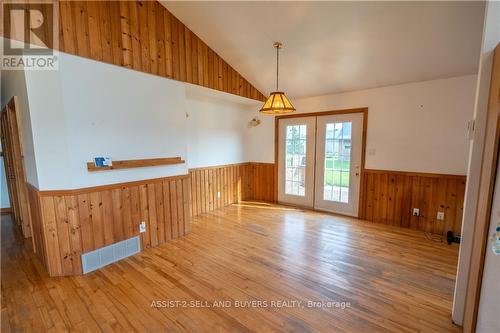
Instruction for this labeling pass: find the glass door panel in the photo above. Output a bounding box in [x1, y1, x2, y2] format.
[323, 122, 351, 203]
[278, 117, 316, 207]
[285, 124, 307, 196]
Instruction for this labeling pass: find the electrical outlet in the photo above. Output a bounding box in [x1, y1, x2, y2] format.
[437, 212, 445, 221]
[217, 191, 221, 198]
[413, 208, 420, 217]
[139, 221, 146, 233]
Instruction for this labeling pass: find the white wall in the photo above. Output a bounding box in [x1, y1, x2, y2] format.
[246, 75, 477, 175]
[24, 53, 189, 190]
[14, 50, 262, 190]
[453, 1, 500, 326]
[185, 85, 259, 168]
[244, 107, 276, 164]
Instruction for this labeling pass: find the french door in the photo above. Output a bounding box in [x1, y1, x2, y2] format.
[314, 113, 363, 216]
[277, 117, 316, 207]
[277, 112, 364, 216]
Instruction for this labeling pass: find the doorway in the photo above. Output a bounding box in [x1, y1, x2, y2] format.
[276, 108, 367, 217]
[1, 96, 32, 238]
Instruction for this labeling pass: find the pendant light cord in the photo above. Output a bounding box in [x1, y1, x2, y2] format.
[276, 45, 279, 91]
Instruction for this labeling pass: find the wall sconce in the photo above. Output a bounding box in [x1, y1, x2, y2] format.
[248, 117, 261, 128]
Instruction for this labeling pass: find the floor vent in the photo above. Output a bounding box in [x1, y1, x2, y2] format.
[81, 236, 141, 274]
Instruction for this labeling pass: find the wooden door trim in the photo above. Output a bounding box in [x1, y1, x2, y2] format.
[463, 43, 500, 332]
[274, 107, 368, 218]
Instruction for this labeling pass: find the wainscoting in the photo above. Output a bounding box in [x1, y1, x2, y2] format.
[27, 175, 190, 276]
[359, 170, 466, 235]
[189, 163, 465, 235]
[189, 162, 275, 217]
[24, 163, 462, 277]
[26, 163, 274, 277]
[245, 163, 276, 203]
[41, 0, 263, 101]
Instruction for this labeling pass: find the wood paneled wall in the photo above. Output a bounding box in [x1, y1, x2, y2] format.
[189, 163, 276, 217]
[244, 163, 276, 202]
[189, 164, 245, 217]
[187, 163, 466, 236]
[359, 170, 466, 235]
[55, 0, 265, 101]
[27, 175, 191, 276]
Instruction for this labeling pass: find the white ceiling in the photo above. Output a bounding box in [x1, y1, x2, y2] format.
[163, 1, 485, 99]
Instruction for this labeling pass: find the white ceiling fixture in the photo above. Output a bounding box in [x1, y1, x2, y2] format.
[162, 1, 484, 99]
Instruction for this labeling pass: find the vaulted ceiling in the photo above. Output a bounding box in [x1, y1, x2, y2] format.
[162, 1, 485, 99]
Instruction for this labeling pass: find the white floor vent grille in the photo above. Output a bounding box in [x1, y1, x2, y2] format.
[81, 236, 141, 274]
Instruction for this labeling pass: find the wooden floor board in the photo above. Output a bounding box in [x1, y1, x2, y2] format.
[1, 203, 461, 332]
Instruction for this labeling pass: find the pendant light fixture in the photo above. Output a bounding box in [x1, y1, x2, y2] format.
[259, 42, 296, 114]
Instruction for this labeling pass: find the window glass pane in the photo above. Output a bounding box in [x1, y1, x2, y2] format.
[299, 125, 307, 139]
[340, 171, 350, 188]
[323, 122, 352, 203]
[340, 186, 349, 203]
[285, 124, 307, 196]
[342, 122, 352, 140]
[332, 185, 341, 202]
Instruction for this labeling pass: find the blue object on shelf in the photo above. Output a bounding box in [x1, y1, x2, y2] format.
[94, 157, 112, 167]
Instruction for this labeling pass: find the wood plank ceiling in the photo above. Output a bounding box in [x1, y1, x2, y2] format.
[1, 1, 266, 101]
[59, 1, 266, 101]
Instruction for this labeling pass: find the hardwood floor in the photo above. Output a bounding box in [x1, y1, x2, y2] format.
[1, 202, 461, 332]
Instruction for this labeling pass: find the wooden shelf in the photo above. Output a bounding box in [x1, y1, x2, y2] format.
[87, 157, 185, 172]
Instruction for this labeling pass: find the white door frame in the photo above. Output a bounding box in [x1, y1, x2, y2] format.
[275, 108, 367, 217]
